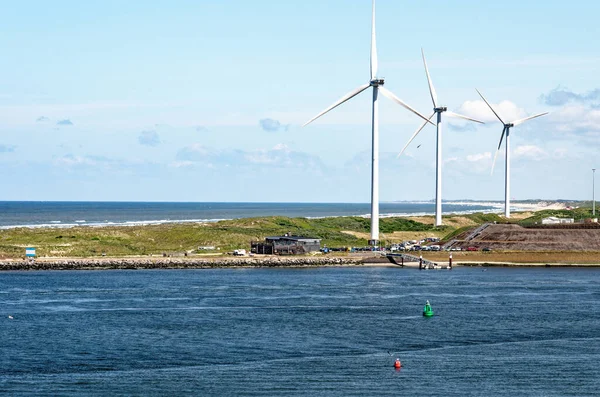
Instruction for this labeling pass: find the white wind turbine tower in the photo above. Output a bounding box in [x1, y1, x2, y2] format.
[476, 89, 548, 218]
[397, 49, 484, 226]
[303, 0, 433, 244]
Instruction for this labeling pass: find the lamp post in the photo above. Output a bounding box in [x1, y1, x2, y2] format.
[593, 168, 596, 217]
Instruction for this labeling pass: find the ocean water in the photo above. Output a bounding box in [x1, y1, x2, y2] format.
[1, 267, 599, 396]
[0, 201, 501, 229]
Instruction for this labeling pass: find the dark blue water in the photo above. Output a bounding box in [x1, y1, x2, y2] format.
[1, 267, 598, 396]
[0, 201, 499, 228]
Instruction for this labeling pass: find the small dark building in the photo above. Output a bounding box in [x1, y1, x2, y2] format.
[251, 235, 321, 255]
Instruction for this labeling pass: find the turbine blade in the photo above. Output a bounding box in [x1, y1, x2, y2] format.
[302, 84, 371, 127]
[370, 0, 378, 80]
[491, 127, 506, 175]
[421, 48, 438, 107]
[397, 112, 436, 157]
[476, 89, 505, 124]
[446, 111, 485, 124]
[511, 112, 549, 126]
[497, 126, 506, 151]
[379, 87, 435, 125]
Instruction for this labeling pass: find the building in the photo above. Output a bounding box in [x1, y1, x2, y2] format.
[251, 235, 321, 255]
[541, 217, 574, 225]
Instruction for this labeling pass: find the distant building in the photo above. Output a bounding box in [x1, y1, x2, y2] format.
[251, 235, 321, 255]
[541, 217, 574, 225]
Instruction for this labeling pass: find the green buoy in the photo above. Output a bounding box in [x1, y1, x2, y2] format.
[423, 300, 434, 317]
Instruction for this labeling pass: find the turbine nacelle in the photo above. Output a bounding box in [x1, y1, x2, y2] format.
[370, 78, 385, 87]
[505, 123, 514, 128]
[434, 106, 447, 113]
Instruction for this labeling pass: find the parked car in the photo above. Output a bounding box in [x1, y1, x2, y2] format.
[466, 247, 478, 251]
[482, 247, 492, 252]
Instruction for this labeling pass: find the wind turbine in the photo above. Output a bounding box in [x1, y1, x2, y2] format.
[302, 0, 433, 244]
[397, 49, 484, 226]
[476, 89, 548, 218]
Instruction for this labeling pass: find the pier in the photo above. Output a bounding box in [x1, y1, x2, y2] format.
[386, 253, 449, 269]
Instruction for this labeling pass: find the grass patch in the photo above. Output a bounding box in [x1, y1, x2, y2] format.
[442, 226, 473, 242]
[463, 213, 505, 224]
[0, 213, 500, 258]
[518, 208, 594, 226]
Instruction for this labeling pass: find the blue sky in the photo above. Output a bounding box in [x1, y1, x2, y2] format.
[1, 0, 599, 202]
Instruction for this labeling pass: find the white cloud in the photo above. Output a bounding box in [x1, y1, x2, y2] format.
[53, 154, 145, 170]
[466, 152, 492, 162]
[440, 152, 493, 175]
[54, 154, 97, 167]
[457, 100, 526, 123]
[176, 144, 211, 160]
[548, 104, 600, 134]
[513, 145, 547, 160]
[169, 161, 195, 168]
[175, 143, 324, 171]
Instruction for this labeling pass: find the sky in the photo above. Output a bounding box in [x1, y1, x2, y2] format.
[1, 0, 599, 202]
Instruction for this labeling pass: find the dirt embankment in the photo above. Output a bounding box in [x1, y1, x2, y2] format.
[422, 251, 600, 264]
[454, 224, 600, 251]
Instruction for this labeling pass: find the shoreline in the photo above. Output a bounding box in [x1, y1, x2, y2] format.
[0, 256, 367, 271]
[2, 255, 600, 271]
[0, 200, 568, 230]
[0, 202, 587, 266]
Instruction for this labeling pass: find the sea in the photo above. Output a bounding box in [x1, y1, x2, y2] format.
[0, 201, 505, 229]
[1, 267, 599, 396]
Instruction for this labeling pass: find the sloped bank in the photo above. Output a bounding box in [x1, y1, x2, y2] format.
[0, 256, 367, 271]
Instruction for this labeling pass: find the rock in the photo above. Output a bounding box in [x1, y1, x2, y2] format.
[0, 256, 363, 271]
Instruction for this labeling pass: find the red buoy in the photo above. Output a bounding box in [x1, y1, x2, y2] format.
[394, 359, 401, 369]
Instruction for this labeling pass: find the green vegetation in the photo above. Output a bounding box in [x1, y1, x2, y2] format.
[441, 226, 473, 242]
[0, 215, 451, 258]
[462, 213, 505, 224]
[518, 208, 594, 226]
[7, 210, 573, 259]
[380, 218, 442, 233]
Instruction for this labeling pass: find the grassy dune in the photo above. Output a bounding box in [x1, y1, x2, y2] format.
[0, 215, 444, 258]
[0, 210, 592, 259]
[517, 207, 594, 226]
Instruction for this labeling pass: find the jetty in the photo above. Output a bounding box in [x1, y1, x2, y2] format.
[386, 253, 450, 269]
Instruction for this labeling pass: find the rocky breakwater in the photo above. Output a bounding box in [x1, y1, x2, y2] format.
[0, 256, 364, 271]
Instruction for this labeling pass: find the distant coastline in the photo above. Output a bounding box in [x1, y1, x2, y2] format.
[0, 200, 568, 230]
[1, 201, 589, 267]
